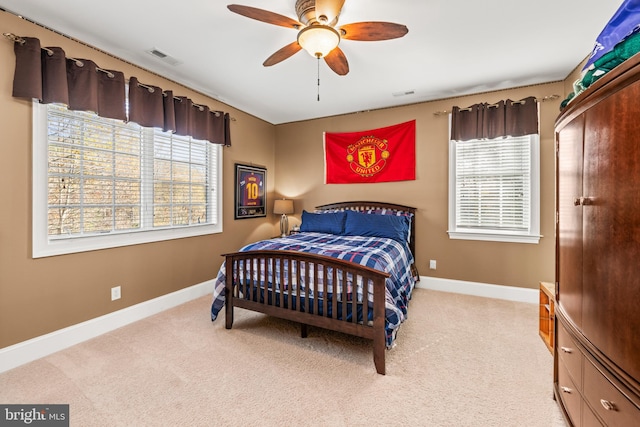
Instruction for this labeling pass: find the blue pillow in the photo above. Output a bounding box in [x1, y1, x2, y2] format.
[300, 210, 346, 235]
[343, 210, 410, 243]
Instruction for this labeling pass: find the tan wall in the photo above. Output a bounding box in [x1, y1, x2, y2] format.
[0, 12, 277, 349]
[274, 83, 566, 289]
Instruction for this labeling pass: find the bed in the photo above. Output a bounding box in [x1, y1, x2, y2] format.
[210, 201, 417, 375]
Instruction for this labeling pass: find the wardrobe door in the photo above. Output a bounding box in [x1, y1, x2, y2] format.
[582, 80, 640, 381]
[556, 116, 584, 328]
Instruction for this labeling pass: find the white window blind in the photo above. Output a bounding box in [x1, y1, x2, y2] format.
[33, 102, 222, 258]
[448, 133, 540, 244]
[456, 136, 530, 230]
[47, 106, 143, 236]
[150, 129, 217, 228]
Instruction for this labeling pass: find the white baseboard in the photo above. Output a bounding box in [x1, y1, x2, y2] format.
[0, 280, 214, 374]
[416, 276, 538, 304]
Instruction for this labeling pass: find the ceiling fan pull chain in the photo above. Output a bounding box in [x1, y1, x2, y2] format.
[317, 56, 320, 101]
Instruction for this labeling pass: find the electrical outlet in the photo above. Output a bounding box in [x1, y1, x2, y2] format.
[111, 286, 121, 301]
[429, 260, 437, 270]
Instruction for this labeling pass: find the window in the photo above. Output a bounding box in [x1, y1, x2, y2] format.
[448, 133, 540, 244]
[33, 102, 222, 258]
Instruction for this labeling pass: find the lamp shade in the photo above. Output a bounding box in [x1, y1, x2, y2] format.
[273, 199, 294, 215]
[297, 25, 340, 58]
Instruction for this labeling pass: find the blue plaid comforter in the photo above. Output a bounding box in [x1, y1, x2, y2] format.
[210, 232, 416, 347]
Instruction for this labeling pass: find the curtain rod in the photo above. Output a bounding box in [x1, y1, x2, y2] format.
[4, 32, 236, 121]
[432, 94, 560, 116]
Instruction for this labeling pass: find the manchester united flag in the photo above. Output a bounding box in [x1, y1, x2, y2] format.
[324, 120, 416, 184]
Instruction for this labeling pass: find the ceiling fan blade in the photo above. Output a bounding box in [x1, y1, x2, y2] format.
[339, 22, 409, 41]
[324, 47, 349, 75]
[315, 0, 345, 25]
[263, 42, 303, 66]
[227, 4, 302, 29]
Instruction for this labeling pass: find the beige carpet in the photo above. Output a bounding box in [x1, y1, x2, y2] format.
[0, 289, 565, 426]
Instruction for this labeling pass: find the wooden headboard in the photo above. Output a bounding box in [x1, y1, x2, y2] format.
[315, 201, 417, 258]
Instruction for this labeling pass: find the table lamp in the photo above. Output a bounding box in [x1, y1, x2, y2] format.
[273, 199, 294, 237]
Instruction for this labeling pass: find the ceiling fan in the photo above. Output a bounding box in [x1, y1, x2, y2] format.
[227, 0, 409, 76]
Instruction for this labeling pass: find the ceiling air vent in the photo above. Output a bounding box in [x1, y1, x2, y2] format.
[392, 90, 415, 97]
[146, 48, 182, 66]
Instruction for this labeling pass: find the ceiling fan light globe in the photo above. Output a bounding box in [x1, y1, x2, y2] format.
[297, 25, 340, 58]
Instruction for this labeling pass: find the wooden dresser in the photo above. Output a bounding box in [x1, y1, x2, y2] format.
[554, 53, 640, 426]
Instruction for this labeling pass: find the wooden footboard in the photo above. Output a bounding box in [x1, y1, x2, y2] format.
[223, 249, 391, 374]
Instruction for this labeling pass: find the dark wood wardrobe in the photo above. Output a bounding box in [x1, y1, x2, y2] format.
[554, 54, 640, 425]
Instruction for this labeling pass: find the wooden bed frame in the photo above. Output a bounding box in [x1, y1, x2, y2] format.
[223, 201, 417, 375]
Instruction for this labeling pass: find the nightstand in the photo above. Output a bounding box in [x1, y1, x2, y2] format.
[539, 281, 555, 353]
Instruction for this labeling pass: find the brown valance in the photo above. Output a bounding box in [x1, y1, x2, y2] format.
[42, 47, 69, 105]
[451, 96, 538, 141]
[10, 35, 231, 146]
[128, 81, 230, 145]
[12, 37, 42, 99]
[128, 76, 164, 128]
[173, 96, 193, 136]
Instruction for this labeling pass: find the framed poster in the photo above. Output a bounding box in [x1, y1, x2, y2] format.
[235, 164, 267, 219]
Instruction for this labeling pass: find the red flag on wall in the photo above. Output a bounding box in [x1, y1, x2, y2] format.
[324, 120, 416, 184]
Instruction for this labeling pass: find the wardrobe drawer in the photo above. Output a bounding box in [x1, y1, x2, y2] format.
[583, 357, 640, 426]
[582, 404, 603, 427]
[558, 358, 582, 426]
[557, 320, 582, 389]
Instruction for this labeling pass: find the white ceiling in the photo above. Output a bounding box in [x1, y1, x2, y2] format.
[0, 0, 624, 124]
